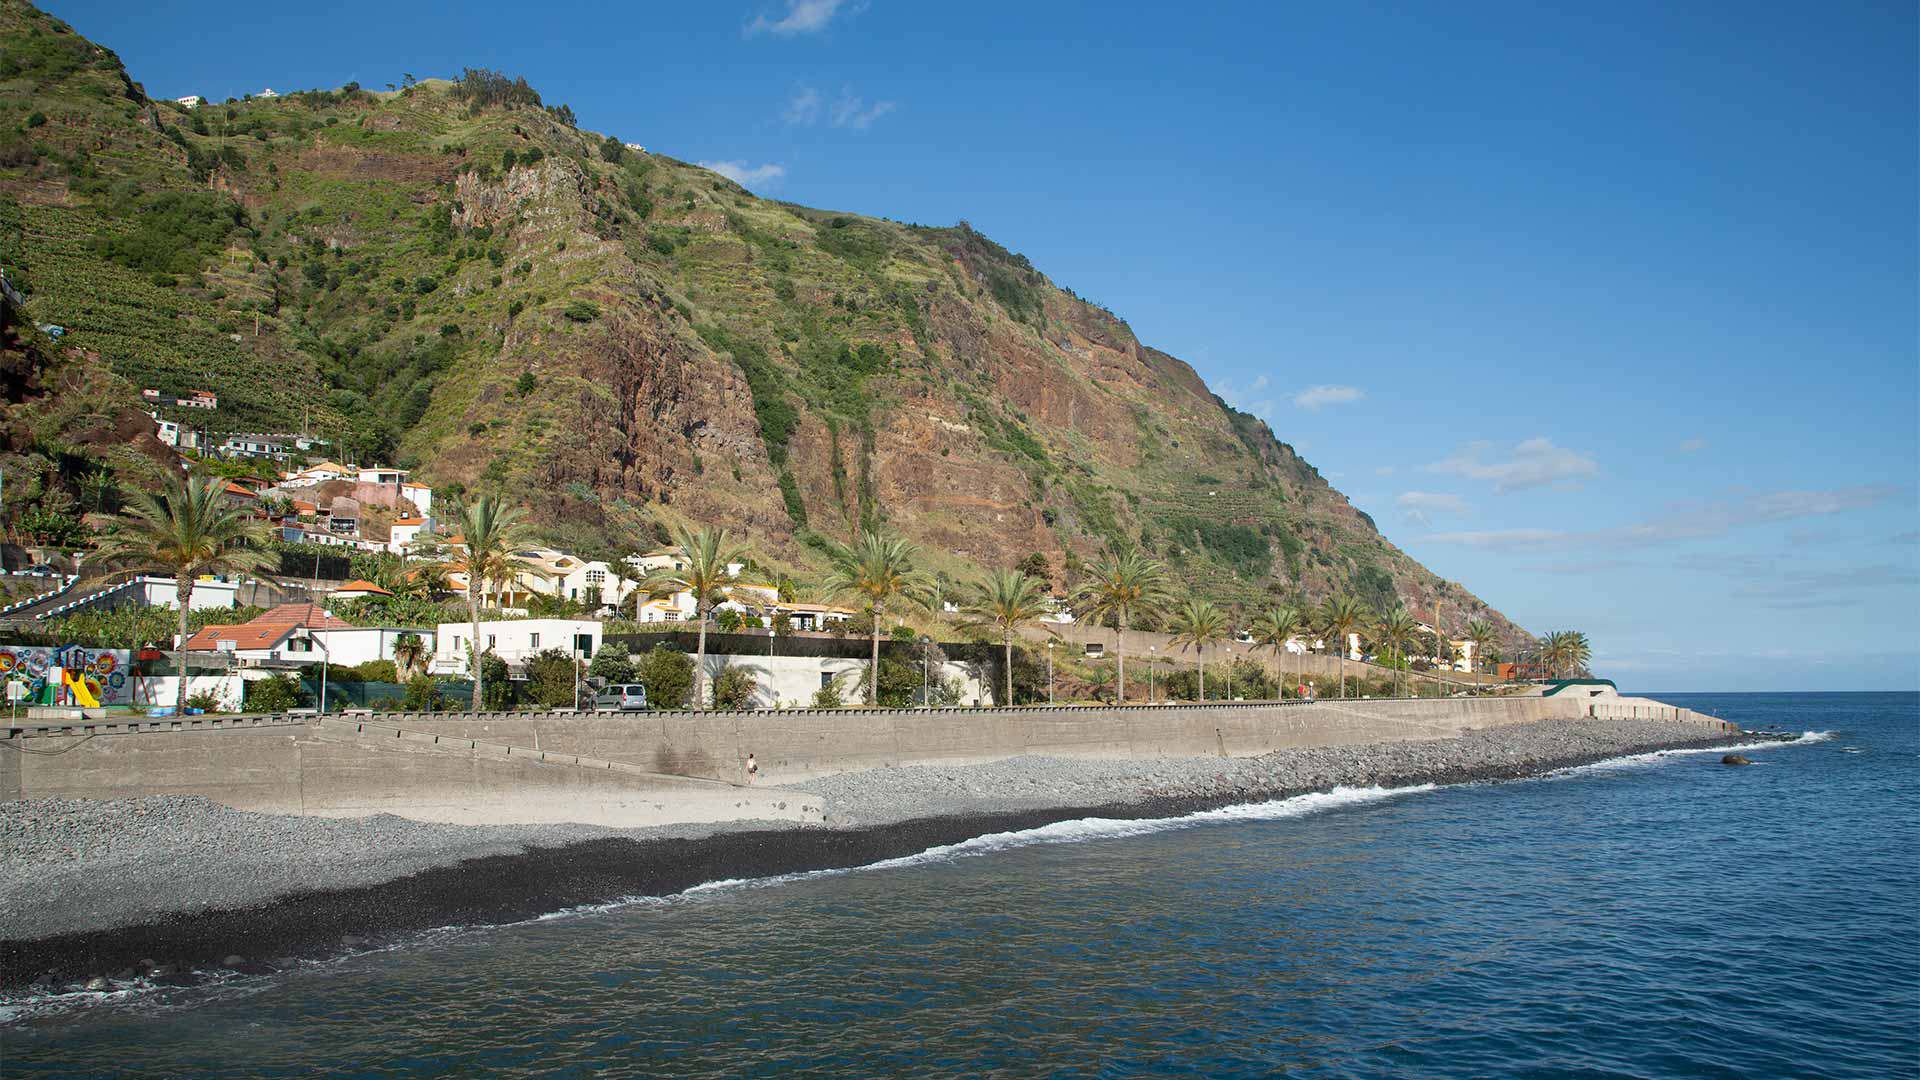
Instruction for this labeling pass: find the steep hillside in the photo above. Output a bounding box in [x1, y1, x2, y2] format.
[0, 0, 1523, 640]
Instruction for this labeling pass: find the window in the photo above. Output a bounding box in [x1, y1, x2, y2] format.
[821, 671, 836, 689]
[452, 635, 463, 651]
[575, 634, 594, 657]
[487, 634, 496, 649]
[529, 633, 540, 649]
[585, 570, 605, 585]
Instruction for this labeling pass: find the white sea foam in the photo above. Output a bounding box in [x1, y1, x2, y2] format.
[683, 784, 1436, 897]
[1546, 729, 1834, 778]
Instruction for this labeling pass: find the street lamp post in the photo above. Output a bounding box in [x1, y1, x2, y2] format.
[1046, 640, 1055, 705]
[1147, 645, 1155, 703]
[919, 635, 932, 707]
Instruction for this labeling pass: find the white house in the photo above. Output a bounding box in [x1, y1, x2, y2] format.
[134, 575, 241, 610]
[432, 618, 603, 675]
[387, 516, 428, 556]
[330, 579, 393, 602]
[174, 95, 203, 109]
[358, 465, 408, 486]
[400, 481, 433, 516]
[146, 411, 204, 450]
[184, 603, 432, 668]
[257, 88, 279, 99]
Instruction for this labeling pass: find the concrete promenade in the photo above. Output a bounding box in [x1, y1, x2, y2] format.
[0, 694, 1730, 828]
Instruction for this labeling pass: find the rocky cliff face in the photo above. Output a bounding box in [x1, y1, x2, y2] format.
[0, 0, 1526, 643]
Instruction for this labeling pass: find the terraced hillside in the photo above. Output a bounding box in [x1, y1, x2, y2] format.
[0, 0, 1524, 640]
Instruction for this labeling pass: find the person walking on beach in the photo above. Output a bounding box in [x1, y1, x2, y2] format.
[745, 753, 758, 784]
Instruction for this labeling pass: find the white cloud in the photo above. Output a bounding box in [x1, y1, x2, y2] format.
[697, 160, 787, 189]
[1678, 437, 1708, 453]
[830, 91, 894, 129]
[1425, 485, 1903, 551]
[786, 84, 894, 129]
[1292, 384, 1364, 410]
[1396, 491, 1469, 527]
[1426, 437, 1598, 493]
[746, 0, 855, 36]
[1425, 527, 1568, 550]
[783, 86, 822, 125]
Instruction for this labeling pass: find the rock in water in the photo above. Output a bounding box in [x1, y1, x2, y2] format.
[84, 976, 109, 991]
[1722, 754, 1753, 766]
[221, 955, 246, 968]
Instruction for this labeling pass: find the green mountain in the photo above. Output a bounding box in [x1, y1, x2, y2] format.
[0, 0, 1524, 642]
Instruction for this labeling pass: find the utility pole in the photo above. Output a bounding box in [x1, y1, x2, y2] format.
[1046, 640, 1055, 706]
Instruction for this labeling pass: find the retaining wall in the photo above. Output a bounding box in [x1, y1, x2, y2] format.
[1, 696, 1734, 824]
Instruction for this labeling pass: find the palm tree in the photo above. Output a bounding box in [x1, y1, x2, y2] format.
[1375, 608, 1419, 698]
[1557, 630, 1592, 678]
[1540, 630, 1567, 680]
[1069, 548, 1171, 704]
[960, 568, 1054, 706]
[1167, 598, 1228, 701]
[822, 531, 929, 705]
[1318, 596, 1370, 699]
[641, 526, 747, 709]
[1464, 618, 1495, 682]
[89, 470, 274, 711]
[447, 496, 539, 711]
[1249, 605, 1306, 699]
[391, 631, 428, 679]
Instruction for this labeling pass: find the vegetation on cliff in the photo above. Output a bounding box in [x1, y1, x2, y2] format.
[0, 0, 1523, 641]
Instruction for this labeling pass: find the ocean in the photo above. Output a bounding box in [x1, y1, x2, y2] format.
[3, 691, 1914, 1078]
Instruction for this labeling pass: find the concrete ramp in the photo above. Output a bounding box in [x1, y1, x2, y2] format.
[309, 717, 824, 827]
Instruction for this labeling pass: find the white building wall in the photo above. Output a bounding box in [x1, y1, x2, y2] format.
[432, 619, 603, 672]
[137, 577, 240, 610]
[669, 653, 987, 709]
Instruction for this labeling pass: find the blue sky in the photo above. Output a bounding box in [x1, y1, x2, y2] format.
[48, 0, 1920, 690]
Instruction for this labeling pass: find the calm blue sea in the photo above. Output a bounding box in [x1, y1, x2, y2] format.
[4, 691, 1915, 1078]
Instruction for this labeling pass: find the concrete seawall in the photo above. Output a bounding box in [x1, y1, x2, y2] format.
[1, 695, 1732, 827]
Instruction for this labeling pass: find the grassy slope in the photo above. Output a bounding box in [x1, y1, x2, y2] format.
[0, 0, 1526, 643]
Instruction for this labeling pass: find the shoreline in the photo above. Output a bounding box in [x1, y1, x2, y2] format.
[0, 718, 1767, 997]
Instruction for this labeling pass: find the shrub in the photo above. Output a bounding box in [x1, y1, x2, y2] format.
[185, 690, 227, 714]
[562, 299, 599, 322]
[714, 609, 742, 632]
[710, 665, 757, 710]
[514, 371, 537, 396]
[599, 136, 624, 164]
[638, 645, 693, 709]
[401, 675, 446, 712]
[587, 649, 637, 685]
[524, 647, 580, 708]
[811, 677, 844, 708]
[349, 659, 399, 683]
[26, 111, 46, 128]
[244, 674, 307, 713]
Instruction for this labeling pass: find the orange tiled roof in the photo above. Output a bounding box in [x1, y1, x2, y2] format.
[183, 603, 355, 651]
[334, 580, 392, 595]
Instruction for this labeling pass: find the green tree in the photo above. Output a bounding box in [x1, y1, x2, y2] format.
[822, 532, 929, 705]
[524, 647, 580, 708]
[1249, 605, 1306, 699]
[959, 568, 1054, 706]
[1464, 618, 1496, 682]
[641, 526, 747, 709]
[391, 631, 427, 678]
[1374, 607, 1420, 698]
[1318, 595, 1371, 699]
[588, 648, 637, 685]
[244, 673, 307, 713]
[1167, 597, 1228, 701]
[89, 470, 274, 710]
[446, 496, 539, 711]
[599, 135, 625, 163]
[637, 645, 693, 709]
[710, 664, 758, 709]
[1069, 548, 1171, 704]
[1016, 552, 1050, 582]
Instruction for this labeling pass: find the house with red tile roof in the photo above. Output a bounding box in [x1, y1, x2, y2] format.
[183, 602, 432, 668]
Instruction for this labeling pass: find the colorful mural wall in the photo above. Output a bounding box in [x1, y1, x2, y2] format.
[0, 646, 134, 706]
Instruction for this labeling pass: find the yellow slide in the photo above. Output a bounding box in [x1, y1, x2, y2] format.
[61, 668, 100, 708]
